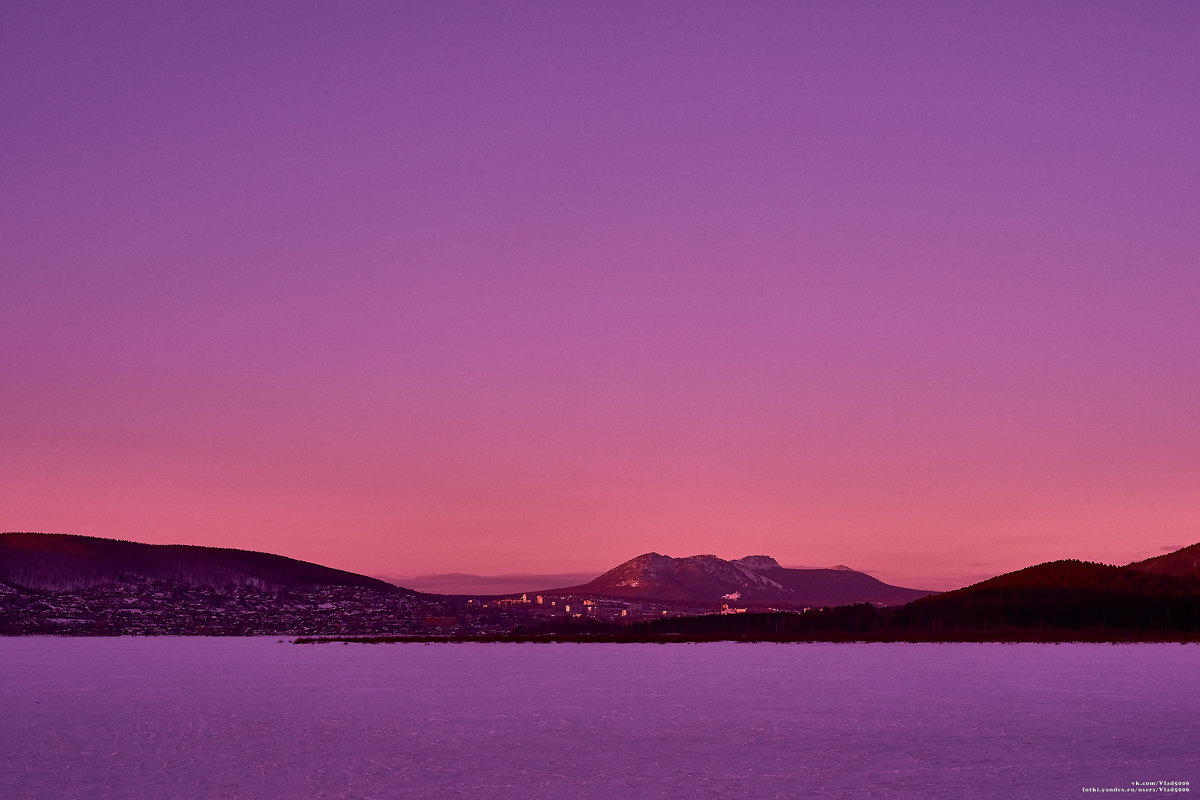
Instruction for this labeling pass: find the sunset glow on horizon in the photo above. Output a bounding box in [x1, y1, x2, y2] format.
[4, 2, 1198, 591]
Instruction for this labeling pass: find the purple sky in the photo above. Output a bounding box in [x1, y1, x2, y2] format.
[3, 2, 1198, 590]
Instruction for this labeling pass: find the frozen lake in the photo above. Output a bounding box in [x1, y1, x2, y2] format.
[1, 638, 1196, 799]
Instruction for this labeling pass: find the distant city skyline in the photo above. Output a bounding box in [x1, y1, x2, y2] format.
[4, 3, 1198, 591]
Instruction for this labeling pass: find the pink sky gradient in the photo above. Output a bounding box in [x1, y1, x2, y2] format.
[3, 2, 1198, 590]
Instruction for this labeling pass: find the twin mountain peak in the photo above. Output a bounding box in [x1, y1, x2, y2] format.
[549, 551, 931, 607]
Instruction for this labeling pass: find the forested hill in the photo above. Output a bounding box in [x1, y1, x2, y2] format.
[888, 558, 1200, 633]
[937, 558, 1200, 595]
[0, 532, 406, 593]
[1127, 543, 1200, 579]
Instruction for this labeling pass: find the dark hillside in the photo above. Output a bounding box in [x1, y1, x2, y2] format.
[0, 532, 406, 593]
[1127, 543, 1200, 579]
[892, 559, 1200, 635]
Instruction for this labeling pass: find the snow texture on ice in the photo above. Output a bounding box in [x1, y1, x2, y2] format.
[1, 638, 1196, 799]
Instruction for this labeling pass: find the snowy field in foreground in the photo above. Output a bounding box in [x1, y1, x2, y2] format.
[1, 639, 1196, 799]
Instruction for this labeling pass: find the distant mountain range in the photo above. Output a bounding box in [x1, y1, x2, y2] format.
[389, 572, 600, 596]
[4, 531, 1199, 639]
[0, 533, 932, 607]
[541, 552, 934, 607]
[0, 532, 404, 594]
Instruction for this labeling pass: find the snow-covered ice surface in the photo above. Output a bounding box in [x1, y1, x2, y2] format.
[1, 639, 1196, 799]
